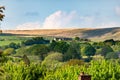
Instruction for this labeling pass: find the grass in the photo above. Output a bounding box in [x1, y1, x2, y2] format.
[0, 35, 29, 46]
[0, 40, 21, 46]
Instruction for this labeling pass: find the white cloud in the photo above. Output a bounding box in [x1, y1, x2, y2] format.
[15, 10, 120, 30]
[15, 11, 77, 30]
[42, 10, 77, 29]
[16, 22, 41, 30]
[115, 6, 120, 16]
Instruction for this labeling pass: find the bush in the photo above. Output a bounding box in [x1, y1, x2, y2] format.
[1, 62, 47, 80]
[42, 52, 63, 70]
[105, 52, 119, 59]
[3, 48, 16, 55]
[65, 59, 84, 66]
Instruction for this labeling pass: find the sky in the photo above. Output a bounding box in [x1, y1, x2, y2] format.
[0, 0, 120, 30]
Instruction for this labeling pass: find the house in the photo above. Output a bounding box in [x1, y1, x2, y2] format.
[53, 37, 72, 41]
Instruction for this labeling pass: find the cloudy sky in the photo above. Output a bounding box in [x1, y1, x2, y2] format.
[0, 0, 120, 30]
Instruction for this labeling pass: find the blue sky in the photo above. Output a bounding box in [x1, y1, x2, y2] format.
[0, 0, 120, 30]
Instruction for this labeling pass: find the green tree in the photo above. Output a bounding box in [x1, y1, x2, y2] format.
[100, 45, 113, 57]
[49, 40, 57, 50]
[23, 54, 30, 66]
[80, 43, 96, 57]
[27, 44, 49, 60]
[50, 41, 69, 54]
[111, 45, 120, 52]
[16, 47, 28, 56]
[8, 42, 20, 49]
[23, 37, 49, 46]
[74, 37, 80, 41]
[42, 52, 63, 70]
[64, 42, 81, 61]
[104, 39, 115, 46]
[105, 52, 119, 59]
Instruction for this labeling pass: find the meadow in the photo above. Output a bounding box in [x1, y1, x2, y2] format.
[0, 35, 30, 46]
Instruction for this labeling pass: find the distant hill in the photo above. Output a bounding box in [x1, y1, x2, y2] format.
[3, 27, 120, 41]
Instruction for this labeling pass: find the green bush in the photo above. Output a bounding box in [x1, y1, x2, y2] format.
[1, 61, 47, 80]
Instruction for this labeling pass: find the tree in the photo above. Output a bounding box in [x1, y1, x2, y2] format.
[23, 37, 50, 46]
[105, 52, 119, 59]
[64, 42, 81, 61]
[49, 40, 57, 51]
[27, 44, 49, 60]
[0, 6, 5, 21]
[23, 54, 30, 66]
[16, 47, 28, 55]
[80, 43, 96, 57]
[100, 45, 113, 57]
[74, 37, 80, 41]
[104, 39, 115, 46]
[111, 45, 120, 52]
[8, 42, 20, 49]
[0, 6, 5, 33]
[42, 52, 63, 63]
[42, 52, 63, 70]
[49, 41, 69, 54]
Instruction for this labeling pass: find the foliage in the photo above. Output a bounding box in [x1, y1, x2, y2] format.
[111, 45, 120, 52]
[3, 42, 20, 49]
[44, 60, 120, 80]
[0, 6, 5, 21]
[104, 39, 115, 46]
[80, 43, 96, 57]
[65, 59, 84, 66]
[44, 52, 63, 61]
[74, 37, 80, 41]
[1, 35, 120, 80]
[16, 47, 28, 56]
[64, 42, 81, 61]
[1, 62, 47, 80]
[23, 54, 30, 66]
[27, 44, 49, 60]
[49, 41, 69, 54]
[22, 37, 50, 46]
[105, 52, 119, 59]
[42, 52, 63, 70]
[100, 45, 113, 57]
[3, 48, 16, 55]
[0, 56, 10, 63]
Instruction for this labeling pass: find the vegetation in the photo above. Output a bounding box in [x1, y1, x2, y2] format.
[0, 6, 5, 21]
[0, 35, 120, 80]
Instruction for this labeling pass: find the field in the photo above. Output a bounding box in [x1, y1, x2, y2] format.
[3, 27, 120, 41]
[0, 35, 29, 46]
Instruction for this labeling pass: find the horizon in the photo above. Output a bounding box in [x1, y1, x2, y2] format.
[0, 0, 120, 30]
[3, 27, 120, 31]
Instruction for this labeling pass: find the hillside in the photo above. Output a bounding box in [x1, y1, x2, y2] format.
[2, 27, 120, 41]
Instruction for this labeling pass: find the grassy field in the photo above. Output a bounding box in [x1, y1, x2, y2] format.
[0, 35, 29, 46]
[0, 40, 21, 46]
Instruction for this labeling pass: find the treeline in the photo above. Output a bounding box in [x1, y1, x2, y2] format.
[0, 37, 120, 62]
